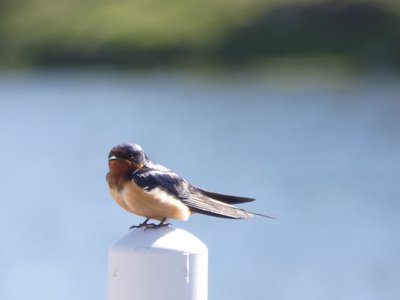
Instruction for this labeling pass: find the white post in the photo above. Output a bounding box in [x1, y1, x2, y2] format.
[108, 226, 208, 300]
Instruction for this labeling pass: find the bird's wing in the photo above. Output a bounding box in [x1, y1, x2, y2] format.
[132, 168, 190, 199]
[132, 168, 253, 219]
[196, 187, 255, 204]
[181, 190, 254, 219]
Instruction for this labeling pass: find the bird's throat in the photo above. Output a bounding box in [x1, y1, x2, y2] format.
[107, 160, 136, 188]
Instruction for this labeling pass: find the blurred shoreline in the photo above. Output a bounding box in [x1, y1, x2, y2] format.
[1, 66, 399, 92]
[1, 0, 399, 71]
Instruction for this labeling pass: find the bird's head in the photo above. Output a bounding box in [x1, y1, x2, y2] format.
[108, 143, 146, 171]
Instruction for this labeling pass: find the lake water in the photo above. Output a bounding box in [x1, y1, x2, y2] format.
[0, 70, 399, 300]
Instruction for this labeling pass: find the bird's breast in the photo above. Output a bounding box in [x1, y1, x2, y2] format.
[114, 181, 191, 221]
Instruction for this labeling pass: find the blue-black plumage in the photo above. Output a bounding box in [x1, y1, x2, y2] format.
[106, 143, 273, 227]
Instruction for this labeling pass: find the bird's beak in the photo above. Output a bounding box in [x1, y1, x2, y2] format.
[133, 162, 144, 169]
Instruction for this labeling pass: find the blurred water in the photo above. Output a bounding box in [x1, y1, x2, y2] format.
[0, 70, 399, 300]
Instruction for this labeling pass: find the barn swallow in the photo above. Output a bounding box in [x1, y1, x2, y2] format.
[106, 143, 273, 228]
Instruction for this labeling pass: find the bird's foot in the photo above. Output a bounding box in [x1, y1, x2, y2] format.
[129, 218, 150, 230]
[129, 218, 171, 231]
[143, 218, 171, 230]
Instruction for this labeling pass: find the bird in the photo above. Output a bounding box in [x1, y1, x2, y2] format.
[106, 143, 273, 228]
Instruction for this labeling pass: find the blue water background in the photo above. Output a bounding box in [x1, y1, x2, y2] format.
[0, 70, 399, 300]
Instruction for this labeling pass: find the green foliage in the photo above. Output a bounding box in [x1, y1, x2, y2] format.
[0, 0, 399, 68]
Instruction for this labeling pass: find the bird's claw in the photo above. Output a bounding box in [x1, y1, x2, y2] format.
[142, 222, 171, 230]
[129, 218, 170, 231]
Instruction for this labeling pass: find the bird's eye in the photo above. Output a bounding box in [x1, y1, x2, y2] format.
[130, 152, 143, 162]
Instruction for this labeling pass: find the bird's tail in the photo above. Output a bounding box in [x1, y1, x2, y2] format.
[251, 211, 276, 219]
[183, 192, 274, 219]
